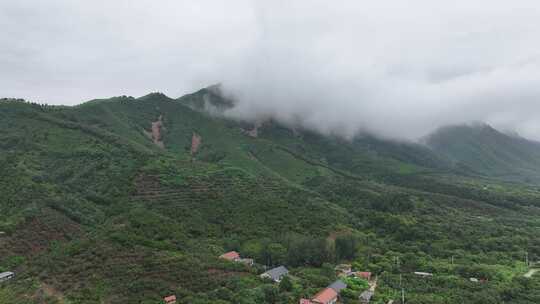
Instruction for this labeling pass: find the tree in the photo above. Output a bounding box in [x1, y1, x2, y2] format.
[335, 234, 358, 261]
[262, 285, 279, 304]
[223, 237, 241, 252]
[266, 243, 287, 266]
[279, 276, 293, 292]
[341, 277, 370, 302]
[286, 235, 334, 267]
[242, 240, 264, 262]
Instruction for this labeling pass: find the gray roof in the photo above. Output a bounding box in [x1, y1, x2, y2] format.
[0, 272, 14, 279]
[262, 266, 288, 280]
[328, 279, 347, 292]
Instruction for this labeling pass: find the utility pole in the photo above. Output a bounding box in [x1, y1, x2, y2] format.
[401, 288, 405, 304]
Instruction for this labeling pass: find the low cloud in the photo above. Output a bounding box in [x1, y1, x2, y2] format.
[220, 1, 540, 140]
[2, 1, 540, 140]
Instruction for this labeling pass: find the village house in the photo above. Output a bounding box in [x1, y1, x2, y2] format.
[328, 279, 347, 293]
[260, 266, 288, 283]
[355, 271, 372, 280]
[334, 264, 353, 277]
[219, 251, 254, 266]
[163, 295, 176, 304]
[0, 272, 14, 283]
[300, 280, 346, 304]
[299, 288, 338, 304]
[219, 251, 241, 262]
[238, 258, 254, 266]
[312, 287, 338, 304]
[413, 271, 433, 278]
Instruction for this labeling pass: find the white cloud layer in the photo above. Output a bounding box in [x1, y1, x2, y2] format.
[2, 1, 540, 140]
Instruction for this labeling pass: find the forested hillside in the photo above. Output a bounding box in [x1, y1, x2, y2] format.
[1, 90, 540, 304]
[425, 123, 540, 184]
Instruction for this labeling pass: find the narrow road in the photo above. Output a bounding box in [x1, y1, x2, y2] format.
[524, 268, 539, 278]
[369, 277, 378, 292]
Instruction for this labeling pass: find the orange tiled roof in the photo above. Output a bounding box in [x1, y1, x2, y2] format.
[312, 288, 338, 304]
[358, 271, 371, 279]
[220, 251, 240, 260]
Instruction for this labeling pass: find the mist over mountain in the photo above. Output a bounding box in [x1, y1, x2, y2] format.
[5, 2, 540, 303]
[217, 0, 540, 140]
[3, 1, 540, 141]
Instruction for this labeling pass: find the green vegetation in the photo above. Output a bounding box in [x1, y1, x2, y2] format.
[426, 123, 540, 184]
[1, 91, 540, 303]
[341, 277, 369, 300]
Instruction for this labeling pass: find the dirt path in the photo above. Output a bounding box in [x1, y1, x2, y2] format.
[369, 277, 378, 292]
[524, 268, 539, 278]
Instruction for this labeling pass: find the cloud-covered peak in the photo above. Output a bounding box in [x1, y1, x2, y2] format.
[3, 1, 540, 140]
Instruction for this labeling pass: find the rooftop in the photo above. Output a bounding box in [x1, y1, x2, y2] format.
[0, 272, 14, 279]
[328, 279, 347, 292]
[263, 266, 288, 280]
[220, 251, 240, 261]
[312, 288, 338, 304]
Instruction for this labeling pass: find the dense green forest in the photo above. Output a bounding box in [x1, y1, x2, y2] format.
[1, 89, 540, 304]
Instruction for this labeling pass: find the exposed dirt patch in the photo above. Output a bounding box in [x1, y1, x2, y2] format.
[191, 132, 202, 155]
[145, 115, 165, 148]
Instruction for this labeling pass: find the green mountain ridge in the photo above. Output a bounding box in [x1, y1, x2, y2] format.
[1, 92, 540, 304]
[425, 123, 540, 184]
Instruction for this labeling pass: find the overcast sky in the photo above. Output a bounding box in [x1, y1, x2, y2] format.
[2, 1, 540, 140]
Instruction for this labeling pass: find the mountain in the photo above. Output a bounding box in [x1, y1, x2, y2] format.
[1, 92, 540, 304]
[425, 123, 540, 184]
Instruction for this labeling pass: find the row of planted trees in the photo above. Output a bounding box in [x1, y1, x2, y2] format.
[224, 232, 364, 268]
